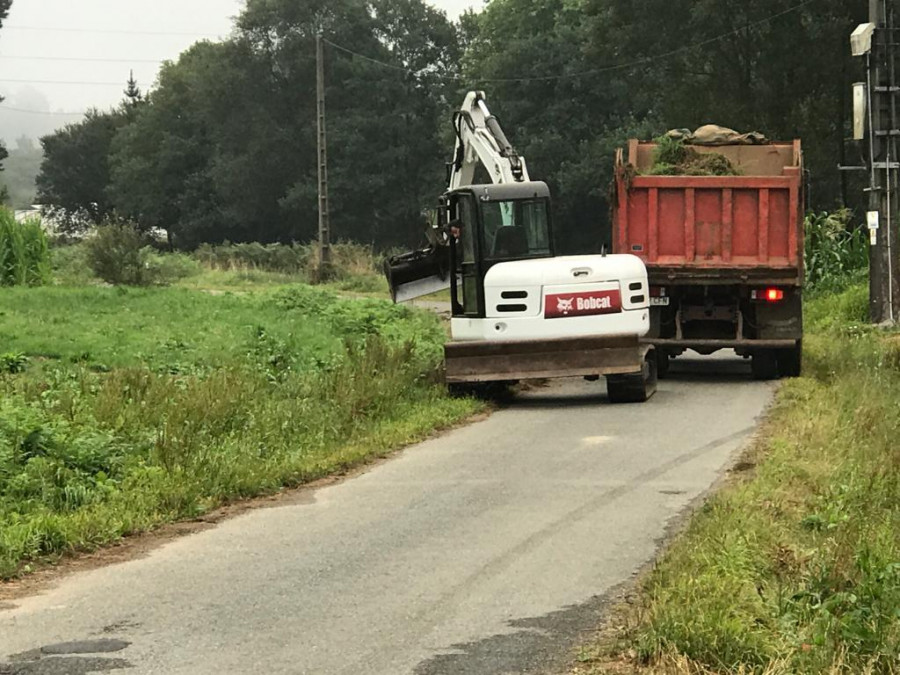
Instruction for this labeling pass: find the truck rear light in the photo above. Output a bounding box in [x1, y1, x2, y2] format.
[649, 286, 666, 298]
[751, 288, 785, 302]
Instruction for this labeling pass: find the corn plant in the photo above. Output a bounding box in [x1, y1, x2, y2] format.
[0, 208, 51, 287]
[804, 209, 868, 294]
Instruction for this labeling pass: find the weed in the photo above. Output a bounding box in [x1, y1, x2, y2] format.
[0, 352, 29, 374]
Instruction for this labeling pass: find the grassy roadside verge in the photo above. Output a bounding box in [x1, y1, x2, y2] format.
[575, 284, 900, 674]
[0, 284, 481, 579]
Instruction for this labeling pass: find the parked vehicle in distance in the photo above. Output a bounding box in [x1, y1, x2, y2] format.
[612, 138, 804, 379]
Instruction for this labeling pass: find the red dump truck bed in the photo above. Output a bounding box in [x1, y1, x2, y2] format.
[611, 138, 805, 380]
[613, 139, 804, 285]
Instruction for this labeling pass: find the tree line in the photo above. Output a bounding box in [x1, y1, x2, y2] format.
[28, 0, 868, 253]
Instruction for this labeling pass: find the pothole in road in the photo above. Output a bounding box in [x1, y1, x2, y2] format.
[2, 639, 131, 675]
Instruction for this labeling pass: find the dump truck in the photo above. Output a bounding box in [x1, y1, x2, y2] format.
[612, 138, 804, 379]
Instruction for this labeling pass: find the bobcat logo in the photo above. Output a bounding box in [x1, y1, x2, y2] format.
[556, 297, 574, 315]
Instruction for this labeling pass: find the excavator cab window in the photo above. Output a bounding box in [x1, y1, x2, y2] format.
[481, 199, 552, 261]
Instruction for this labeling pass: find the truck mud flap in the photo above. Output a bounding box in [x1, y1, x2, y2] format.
[444, 335, 644, 384]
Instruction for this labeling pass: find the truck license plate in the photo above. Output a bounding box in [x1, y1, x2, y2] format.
[545, 290, 622, 319]
[650, 297, 670, 306]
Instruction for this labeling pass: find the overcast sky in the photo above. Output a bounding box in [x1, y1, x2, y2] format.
[0, 0, 481, 143]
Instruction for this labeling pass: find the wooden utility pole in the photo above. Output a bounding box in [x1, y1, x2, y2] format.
[864, 0, 900, 323]
[316, 33, 332, 277]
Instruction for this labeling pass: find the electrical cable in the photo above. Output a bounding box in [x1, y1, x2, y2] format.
[323, 0, 818, 83]
[0, 54, 164, 64]
[3, 25, 224, 38]
[0, 105, 87, 116]
[0, 78, 123, 86]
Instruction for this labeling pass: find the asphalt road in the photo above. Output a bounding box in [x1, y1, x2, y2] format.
[0, 353, 774, 675]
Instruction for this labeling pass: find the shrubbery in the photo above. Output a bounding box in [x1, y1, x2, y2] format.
[83, 220, 200, 286]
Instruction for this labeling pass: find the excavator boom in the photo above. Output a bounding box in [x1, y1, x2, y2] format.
[385, 92, 527, 303]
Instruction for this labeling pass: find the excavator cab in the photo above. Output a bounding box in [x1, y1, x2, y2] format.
[445, 181, 553, 318]
[383, 182, 553, 307]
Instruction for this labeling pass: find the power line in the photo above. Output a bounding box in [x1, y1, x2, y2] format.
[0, 54, 165, 64]
[3, 24, 224, 38]
[0, 105, 87, 116]
[325, 0, 818, 84]
[0, 78, 123, 87]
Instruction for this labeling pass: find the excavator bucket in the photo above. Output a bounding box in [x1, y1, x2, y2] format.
[384, 245, 454, 303]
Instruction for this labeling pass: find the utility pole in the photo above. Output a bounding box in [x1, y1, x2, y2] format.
[855, 1, 900, 323]
[316, 33, 332, 279]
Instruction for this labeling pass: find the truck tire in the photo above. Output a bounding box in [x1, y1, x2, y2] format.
[751, 350, 779, 380]
[607, 350, 658, 403]
[776, 343, 802, 378]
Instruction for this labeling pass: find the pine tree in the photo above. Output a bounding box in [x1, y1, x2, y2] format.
[123, 70, 143, 108]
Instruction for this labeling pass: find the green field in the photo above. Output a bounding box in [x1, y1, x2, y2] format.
[0, 282, 479, 578]
[576, 285, 900, 674]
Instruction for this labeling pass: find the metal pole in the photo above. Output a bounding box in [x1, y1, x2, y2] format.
[867, 0, 891, 322]
[885, 0, 898, 321]
[316, 33, 332, 277]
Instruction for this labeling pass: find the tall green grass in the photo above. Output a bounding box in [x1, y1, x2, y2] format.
[0, 284, 476, 578]
[0, 208, 51, 287]
[804, 209, 868, 295]
[587, 285, 900, 674]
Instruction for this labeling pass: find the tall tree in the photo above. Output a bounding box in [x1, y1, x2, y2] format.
[111, 0, 460, 249]
[0, 0, 13, 204]
[36, 110, 126, 230]
[586, 0, 868, 209]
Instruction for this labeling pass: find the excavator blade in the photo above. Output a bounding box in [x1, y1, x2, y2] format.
[384, 245, 454, 303]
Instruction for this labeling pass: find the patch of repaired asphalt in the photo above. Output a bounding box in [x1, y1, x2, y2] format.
[413, 590, 619, 675]
[2, 640, 131, 675]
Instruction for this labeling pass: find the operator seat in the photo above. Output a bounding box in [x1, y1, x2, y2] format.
[492, 226, 528, 258]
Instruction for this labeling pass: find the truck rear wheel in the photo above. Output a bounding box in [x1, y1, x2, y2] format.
[751, 350, 779, 380]
[607, 350, 658, 403]
[776, 343, 802, 378]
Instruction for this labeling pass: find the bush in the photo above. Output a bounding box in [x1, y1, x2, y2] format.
[83, 221, 199, 286]
[85, 220, 151, 286]
[51, 242, 95, 286]
[194, 242, 313, 274]
[144, 250, 202, 284]
[0, 208, 51, 287]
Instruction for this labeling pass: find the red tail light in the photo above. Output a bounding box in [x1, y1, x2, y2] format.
[752, 288, 785, 302]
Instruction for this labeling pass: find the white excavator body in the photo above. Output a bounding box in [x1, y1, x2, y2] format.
[384, 91, 656, 402]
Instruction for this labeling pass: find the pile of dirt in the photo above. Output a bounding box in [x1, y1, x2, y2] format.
[647, 134, 740, 177]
